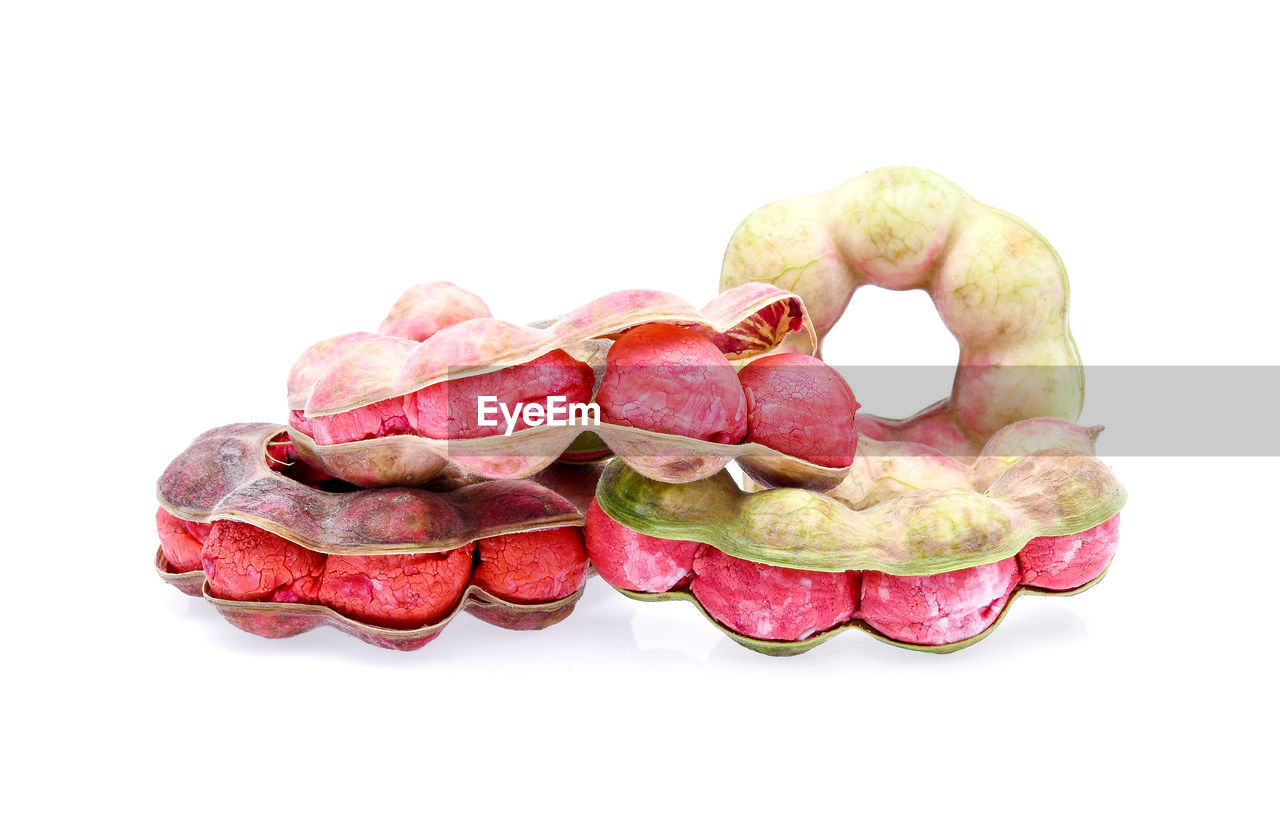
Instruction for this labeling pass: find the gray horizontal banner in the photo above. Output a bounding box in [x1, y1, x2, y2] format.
[827, 365, 1280, 456]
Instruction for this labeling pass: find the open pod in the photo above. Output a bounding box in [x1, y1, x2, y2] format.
[287, 283, 846, 489]
[590, 418, 1125, 655]
[156, 423, 601, 650]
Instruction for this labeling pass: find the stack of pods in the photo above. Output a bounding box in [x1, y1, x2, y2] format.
[155, 167, 1128, 655]
[155, 281, 823, 650]
[583, 166, 1128, 655]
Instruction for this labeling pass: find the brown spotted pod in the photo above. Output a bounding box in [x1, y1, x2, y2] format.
[155, 423, 599, 650]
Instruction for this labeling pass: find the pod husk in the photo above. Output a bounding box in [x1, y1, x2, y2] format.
[157, 423, 601, 555]
[155, 423, 596, 649]
[294, 282, 816, 416]
[596, 418, 1125, 576]
[832, 416, 1104, 509]
[721, 166, 1085, 457]
[290, 420, 850, 490]
[287, 283, 844, 488]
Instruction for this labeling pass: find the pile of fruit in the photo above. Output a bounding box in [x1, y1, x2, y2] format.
[156, 166, 1125, 654]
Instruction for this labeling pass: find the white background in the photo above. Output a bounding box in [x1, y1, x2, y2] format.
[3, 2, 1276, 818]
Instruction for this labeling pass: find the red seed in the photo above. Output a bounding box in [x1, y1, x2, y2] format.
[584, 499, 699, 593]
[473, 528, 588, 604]
[201, 520, 327, 604]
[318, 548, 474, 629]
[1017, 514, 1120, 591]
[405, 350, 594, 439]
[737, 352, 859, 468]
[690, 546, 857, 641]
[156, 507, 206, 573]
[597, 324, 747, 444]
[860, 558, 1020, 646]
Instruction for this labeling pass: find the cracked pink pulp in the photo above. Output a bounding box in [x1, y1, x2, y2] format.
[597, 323, 748, 444]
[860, 558, 1021, 646]
[308, 398, 413, 446]
[691, 546, 858, 641]
[584, 499, 700, 593]
[1018, 514, 1120, 590]
[737, 352, 859, 468]
[473, 527, 588, 603]
[318, 548, 474, 629]
[201, 520, 327, 604]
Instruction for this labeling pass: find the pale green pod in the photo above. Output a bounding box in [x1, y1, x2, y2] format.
[720, 166, 1084, 456]
[595, 432, 1125, 576]
[594, 419, 1124, 655]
